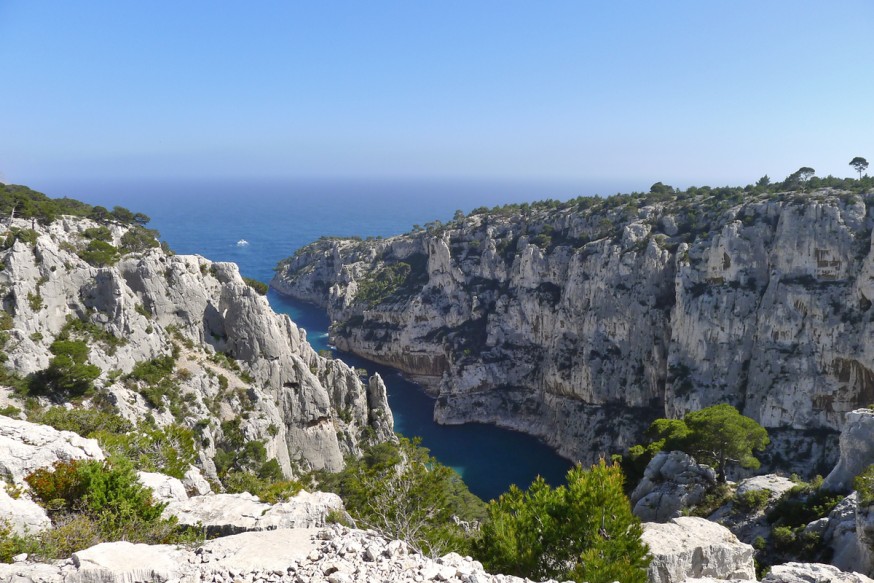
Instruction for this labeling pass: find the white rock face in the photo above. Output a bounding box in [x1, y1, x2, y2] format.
[736, 475, 796, 498]
[0, 415, 104, 485]
[0, 215, 395, 477]
[643, 516, 756, 583]
[762, 562, 874, 583]
[709, 474, 795, 544]
[163, 490, 344, 535]
[631, 451, 717, 522]
[274, 191, 871, 471]
[823, 409, 874, 493]
[0, 524, 557, 583]
[136, 471, 188, 503]
[0, 481, 50, 536]
[69, 541, 189, 583]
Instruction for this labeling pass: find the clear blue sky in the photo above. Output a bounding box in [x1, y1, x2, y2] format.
[1, 1, 872, 192]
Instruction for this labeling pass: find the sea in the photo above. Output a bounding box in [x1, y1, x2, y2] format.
[32, 176, 629, 501]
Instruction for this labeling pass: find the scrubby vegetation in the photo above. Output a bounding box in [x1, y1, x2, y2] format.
[637, 404, 769, 482]
[475, 460, 650, 583]
[0, 184, 150, 228]
[8, 458, 190, 560]
[314, 437, 486, 556]
[242, 276, 269, 295]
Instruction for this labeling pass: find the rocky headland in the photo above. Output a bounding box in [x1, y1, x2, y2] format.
[273, 186, 874, 473]
[0, 186, 394, 482]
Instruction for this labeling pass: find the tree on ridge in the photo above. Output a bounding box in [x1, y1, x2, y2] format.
[850, 157, 869, 179]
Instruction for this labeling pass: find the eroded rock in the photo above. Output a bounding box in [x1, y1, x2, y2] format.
[643, 516, 756, 583]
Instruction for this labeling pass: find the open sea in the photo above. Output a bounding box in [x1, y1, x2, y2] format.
[30, 177, 615, 501]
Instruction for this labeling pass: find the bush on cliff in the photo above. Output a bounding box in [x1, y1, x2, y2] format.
[474, 459, 649, 583]
[22, 457, 182, 559]
[314, 437, 486, 557]
[645, 403, 769, 482]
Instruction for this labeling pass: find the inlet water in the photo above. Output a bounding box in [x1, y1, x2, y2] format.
[45, 177, 577, 501]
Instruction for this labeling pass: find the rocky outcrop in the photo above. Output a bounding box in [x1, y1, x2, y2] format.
[163, 490, 345, 536]
[823, 409, 874, 493]
[137, 472, 188, 503]
[643, 516, 756, 583]
[68, 541, 190, 583]
[631, 451, 717, 522]
[0, 525, 559, 583]
[709, 474, 795, 544]
[0, 481, 50, 536]
[274, 190, 874, 469]
[761, 562, 874, 583]
[0, 415, 104, 486]
[0, 214, 394, 477]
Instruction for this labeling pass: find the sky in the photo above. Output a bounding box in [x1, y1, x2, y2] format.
[1, 1, 872, 194]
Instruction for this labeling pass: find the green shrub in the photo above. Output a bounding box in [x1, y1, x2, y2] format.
[855, 464, 874, 505]
[0, 520, 41, 563]
[356, 262, 412, 306]
[28, 339, 101, 397]
[474, 460, 650, 583]
[242, 277, 269, 295]
[29, 406, 132, 437]
[735, 489, 772, 512]
[96, 423, 197, 479]
[78, 240, 119, 267]
[23, 458, 178, 559]
[315, 438, 486, 557]
[119, 226, 159, 254]
[83, 226, 112, 242]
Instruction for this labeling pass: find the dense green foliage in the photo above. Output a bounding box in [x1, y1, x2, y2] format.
[759, 476, 842, 568]
[475, 460, 649, 583]
[646, 404, 769, 482]
[96, 423, 197, 480]
[28, 339, 101, 398]
[242, 276, 269, 295]
[855, 464, 874, 505]
[28, 405, 133, 437]
[356, 262, 413, 306]
[0, 184, 149, 227]
[315, 437, 486, 556]
[21, 458, 181, 559]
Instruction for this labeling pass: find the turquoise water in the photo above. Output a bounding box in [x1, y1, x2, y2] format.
[36, 177, 579, 500]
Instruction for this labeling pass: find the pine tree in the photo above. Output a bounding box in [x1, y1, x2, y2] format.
[475, 460, 650, 583]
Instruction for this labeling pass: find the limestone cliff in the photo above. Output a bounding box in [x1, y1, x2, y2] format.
[272, 187, 874, 471]
[0, 212, 394, 477]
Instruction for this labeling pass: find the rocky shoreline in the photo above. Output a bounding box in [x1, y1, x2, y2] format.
[273, 189, 874, 472]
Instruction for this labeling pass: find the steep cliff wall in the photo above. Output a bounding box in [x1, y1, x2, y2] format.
[0, 213, 394, 478]
[272, 188, 874, 472]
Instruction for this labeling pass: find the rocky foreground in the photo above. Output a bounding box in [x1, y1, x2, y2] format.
[274, 188, 874, 473]
[2, 415, 874, 583]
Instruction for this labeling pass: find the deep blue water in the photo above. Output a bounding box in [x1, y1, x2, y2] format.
[33, 177, 583, 500]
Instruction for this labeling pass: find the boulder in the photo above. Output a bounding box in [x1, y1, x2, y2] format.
[643, 516, 756, 583]
[136, 471, 188, 503]
[68, 541, 189, 583]
[163, 490, 344, 535]
[632, 451, 718, 522]
[183, 466, 212, 496]
[823, 409, 874, 493]
[0, 482, 50, 536]
[735, 474, 796, 498]
[822, 494, 863, 572]
[709, 474, 796, 543]
[762, 562, 874, 583]
[0, 416, 104, 485]
[197, 528, 320, 572]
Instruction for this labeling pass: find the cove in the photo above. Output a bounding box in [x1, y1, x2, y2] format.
[268, 289, 573, 502]
[66, 178, 578, 502]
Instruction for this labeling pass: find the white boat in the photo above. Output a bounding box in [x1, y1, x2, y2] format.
[236, 239, 249, 247]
